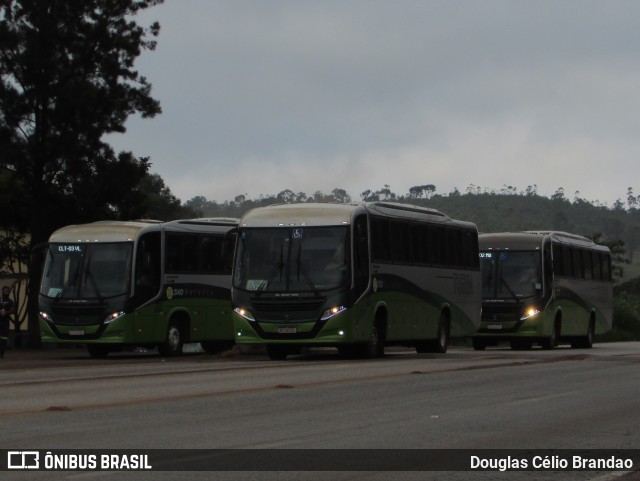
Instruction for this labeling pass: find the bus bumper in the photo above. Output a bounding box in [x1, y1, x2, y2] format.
[39, 315, 134, 344]
[472, 312, 551, 339]
[233, 311, 360, 345]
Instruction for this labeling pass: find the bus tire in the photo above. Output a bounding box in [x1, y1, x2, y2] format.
[87, 344, 110, 358]
[571, 319, 595, 349]
[353, 311, 386, 358]
[158, 320, 185, 356]
[266, 345, 289, 360]
[418, 313, 450, 353]
[434, 315, 450, 353]
[372, 314, 387, 358]
[541, 319, 561, 350]
[472, 337, 486, 351]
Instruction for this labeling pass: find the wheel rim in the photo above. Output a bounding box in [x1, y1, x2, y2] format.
[439, 324, 447, 348]
[167, 326, 180, 351]
[371, 326, 379, 350]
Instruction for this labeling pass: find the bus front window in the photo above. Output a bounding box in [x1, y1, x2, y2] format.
[234, 227, 350, 293]
[480, 251, 541, 300]
[41, 243, 133, 300]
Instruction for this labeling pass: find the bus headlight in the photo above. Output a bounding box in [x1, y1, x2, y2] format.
[104, 311, 125, 324]
[40, 311, 52, 323]
[321, 306, 346, 321]
[234, 307, 255, 322]
[520, 307, 540, 320]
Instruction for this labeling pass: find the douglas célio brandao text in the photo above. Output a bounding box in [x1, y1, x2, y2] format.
[470, 455, 634, 472]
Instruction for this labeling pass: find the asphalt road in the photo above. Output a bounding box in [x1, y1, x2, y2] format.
[1, 342, 640, 481]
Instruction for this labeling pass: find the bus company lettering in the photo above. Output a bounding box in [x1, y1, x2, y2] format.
[165, 287, 185, 299]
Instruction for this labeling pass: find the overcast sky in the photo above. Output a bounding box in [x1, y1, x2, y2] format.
[109, 0, 640, 205]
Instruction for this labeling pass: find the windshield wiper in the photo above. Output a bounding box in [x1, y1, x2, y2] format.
[500, 276, 521, 303]
[296, 244, 320, 296]
[84, 255, 104, 302]
[255, 244, 284, 297]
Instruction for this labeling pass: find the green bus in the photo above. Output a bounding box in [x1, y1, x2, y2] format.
[38, 218, 237, 357]
[472, 231, 613, 350]
[232, 202, 481, 360]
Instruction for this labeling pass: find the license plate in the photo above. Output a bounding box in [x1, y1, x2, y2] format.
[487, 324, 503, 330]
[69, 330, 85, 335]
[277, 327, 297, 334]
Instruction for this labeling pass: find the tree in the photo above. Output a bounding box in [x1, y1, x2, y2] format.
[136, 173, 198, 221]
[0, 228, 29, 334]
[331, 188, 351, 204]
[408, 184, 436, 199]
[0, 0, 163, 243]
[551, 187, 566, 201]
[360, 189, 379, 202]
[627, 187, 638, 210]
[0, 0, 164, 345]
[277, 189, 296, 204]
[590, 233, 630, 282]
[378, 184, 394, 200]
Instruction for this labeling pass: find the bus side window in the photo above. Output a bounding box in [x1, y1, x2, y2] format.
[583, 249, 593, 280]
[222, 234, 236, 274]
[353, 214, 369, 297]
[562, 246, 572, 277]
[543, 242, 553, 291]
[200, 236, 223, 274]
[602, 252, 612, 282]
[135, 231, 161, 301]
[370, 217, 390, 262]
[572, 247, 583, 279]
[552, 243, 562, 276]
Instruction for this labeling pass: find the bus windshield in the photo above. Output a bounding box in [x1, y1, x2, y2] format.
[40, 243, 133, 300]
[233, 227, 350, 294]
[480, 250, 541, 300]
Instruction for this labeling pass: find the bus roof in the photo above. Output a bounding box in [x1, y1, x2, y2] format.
[49, 218, 239, 243]
[166, 218, 239, 227]
[238, 202, 466, 228]
[479, 231, 607, 251]
[49, 220, 159, 243]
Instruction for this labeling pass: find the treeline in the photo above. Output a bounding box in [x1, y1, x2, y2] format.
[607, 277, 640, 341]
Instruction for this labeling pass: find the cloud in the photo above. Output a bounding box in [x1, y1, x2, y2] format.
[110, 0, 640, 206]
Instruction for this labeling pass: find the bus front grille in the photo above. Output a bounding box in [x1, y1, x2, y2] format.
[481, 303, 521, 322]
[51, 305, 106, 326]
[251, 299, 325, 321]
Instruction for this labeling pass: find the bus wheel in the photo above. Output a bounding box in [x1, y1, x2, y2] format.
[571, 319, 595, 349]
[87, 345, 110, 358]
[472, 338, 486, 351]
[417, 314, 450, 353]
[434, 315, 450, 353]
[541, 320, 561, 350]
[159, 321, 184, 356]
[362, 318, 386, 358]
[266, 345, 289, 360]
